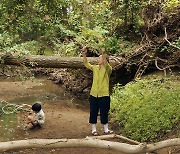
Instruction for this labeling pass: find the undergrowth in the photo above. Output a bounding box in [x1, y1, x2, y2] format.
[110, 75, 180, 142]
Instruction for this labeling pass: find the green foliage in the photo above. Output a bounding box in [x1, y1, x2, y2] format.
[75, 26, 108, 53]
[110, 76, 180, 142]
[0, 0, 146, 56]
[0, 32, 40, 55]
[158, 37, 180, 54]
[53, 40, 80, 57]
[0, 32, 18, 49]
[105, 37, 123, 55]
[4, 41, 39, 55]
[86, 1, 113, 31]
[0, 0, 179, 57]
[173, 37, 180, 48]
[162, 0, 179, 10]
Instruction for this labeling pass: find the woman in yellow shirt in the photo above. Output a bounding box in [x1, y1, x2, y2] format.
[82, 47, 113, 136]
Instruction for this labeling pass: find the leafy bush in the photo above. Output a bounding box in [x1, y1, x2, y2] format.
[3, 41, 39, 55]
[0, 32, 42, 55]
[53, 40, 80, 57]
[110, 76, 180, 142]
[75, 26, 108, 54]
[0, 32, 18, 49]
[105, 37, 123, 55]
[163, 0, 179, 10]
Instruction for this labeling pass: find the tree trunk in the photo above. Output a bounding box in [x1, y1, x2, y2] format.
[0, 53, 123, 69]
[0, 137, 179, 153]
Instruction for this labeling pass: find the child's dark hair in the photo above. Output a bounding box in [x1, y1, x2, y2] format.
[32, 103, 41, 112]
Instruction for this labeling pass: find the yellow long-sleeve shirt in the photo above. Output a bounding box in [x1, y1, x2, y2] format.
[84, 58, 112, 97]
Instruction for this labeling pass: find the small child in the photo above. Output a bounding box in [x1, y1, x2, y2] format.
[22, 102, 45, 129]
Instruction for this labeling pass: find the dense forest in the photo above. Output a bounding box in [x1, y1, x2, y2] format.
[0, 0, 179, 151]
[0, 0, 179, 57]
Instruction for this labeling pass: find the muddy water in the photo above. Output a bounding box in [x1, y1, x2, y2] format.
[1, 77, 88, 108]
[0, 77, 88, 142]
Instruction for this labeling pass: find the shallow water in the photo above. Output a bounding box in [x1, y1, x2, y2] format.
[0, 77, 88, 142]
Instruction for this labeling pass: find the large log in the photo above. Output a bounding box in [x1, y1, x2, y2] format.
[0, 136, 179, 153]
[0, 53, 123, 69]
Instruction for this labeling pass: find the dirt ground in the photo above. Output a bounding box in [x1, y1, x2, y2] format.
[0, 78, 179, 154]
[0, 78, 124, 154]
[16, 102, 122, 154]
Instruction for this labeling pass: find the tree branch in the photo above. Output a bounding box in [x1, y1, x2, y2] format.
[164, 27, 180, 50]
[0, 137, 179, 153]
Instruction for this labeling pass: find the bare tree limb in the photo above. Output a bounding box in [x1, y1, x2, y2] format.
[87, 134, 140, 145]
[155, 59, 167, 76]
[164, 27, 180, 50]
[155, 59, 166, 71]
[0, 137, 179, 153]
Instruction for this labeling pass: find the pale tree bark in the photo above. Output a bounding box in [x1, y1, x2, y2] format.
[0, 53, 123, 69]
[0, 135, 179, 153]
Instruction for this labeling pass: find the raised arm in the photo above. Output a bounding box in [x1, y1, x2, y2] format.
[82, 47, 93, 71]
[102, 53, 112, 74]
[82, 47, 87, 59]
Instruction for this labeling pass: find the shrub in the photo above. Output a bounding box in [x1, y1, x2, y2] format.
[110, 76, 180, 142]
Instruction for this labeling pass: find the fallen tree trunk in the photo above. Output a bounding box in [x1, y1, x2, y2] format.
[0, 53, 123, 69]
[0, 137, 179, 153]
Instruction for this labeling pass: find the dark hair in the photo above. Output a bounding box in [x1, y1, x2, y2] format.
[32, 103, 41, 112]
